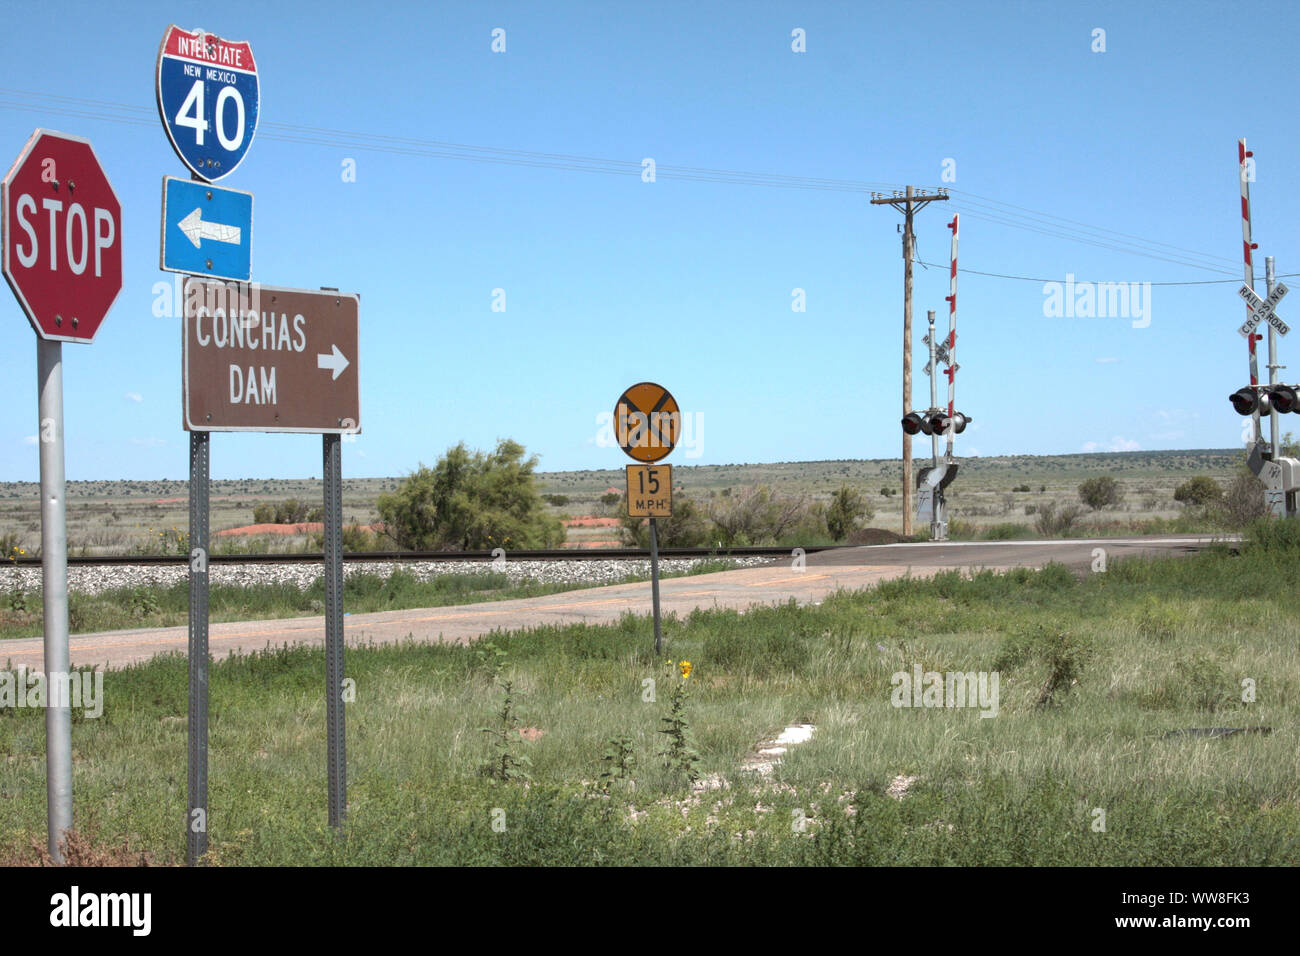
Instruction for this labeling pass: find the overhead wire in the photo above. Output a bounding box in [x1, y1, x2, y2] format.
[0, 86, 1251, 282]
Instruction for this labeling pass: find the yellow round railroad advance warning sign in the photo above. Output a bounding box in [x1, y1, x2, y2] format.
[614, 382, 679, 463]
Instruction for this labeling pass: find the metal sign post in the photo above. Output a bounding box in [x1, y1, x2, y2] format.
[322, 433, 347, 830]
[36, 340, 72, 863]
[5, 129, 123, 863]
[615, 384, 679, 655]
[186, 431, 210, 865]
[648, 519, 663, 655]
[627, 463, 672, 655]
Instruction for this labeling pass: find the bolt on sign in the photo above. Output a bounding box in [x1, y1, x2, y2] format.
[2, 130, 123, 343]
[182, 279, 360, 433]
[614, 381, 679, 463]
[627, 464, 672, 517]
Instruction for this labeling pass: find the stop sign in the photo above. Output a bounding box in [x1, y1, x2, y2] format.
[2, 129, 122, 343]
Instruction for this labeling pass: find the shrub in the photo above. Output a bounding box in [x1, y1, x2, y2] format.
[827, 485, 871, 541]
[982, 522, 1031, 540]
[1220, 468, 1267, 528]
[619, 495, 712, 548]
[706, 485, 824, 546]
[1078, 476, 1123, 510]
[273, 499, 310, 525]
[599, 492, 620, 507]
[377, 439, 565, 551]
[1034, 501, 1085, 536]
[1173, 476, 1222, 507]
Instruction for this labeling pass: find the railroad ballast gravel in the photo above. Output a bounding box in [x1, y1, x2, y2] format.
[0, 557, 773, 597]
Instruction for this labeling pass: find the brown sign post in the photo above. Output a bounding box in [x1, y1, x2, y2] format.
[183, 279, 360, 433]
[179, 279, 360, 862]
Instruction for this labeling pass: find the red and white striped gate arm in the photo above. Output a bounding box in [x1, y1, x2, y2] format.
[1240, 138, 1262, 443]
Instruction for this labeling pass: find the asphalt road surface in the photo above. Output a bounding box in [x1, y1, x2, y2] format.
[0, 535, 1227, 673]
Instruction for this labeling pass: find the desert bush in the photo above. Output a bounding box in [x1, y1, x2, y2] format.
[1034, 501, 1085, 536]
[826, 485, 871, 541]
[273, 499, 310, 525]
[1219, 468, 1267, 528]
[1173, 476, 1222, 507]
[1078, 476, 1123, 510]
[706, 485, 823, 546]
[377, 440, 565, 551]
[619, 495, 712, 548]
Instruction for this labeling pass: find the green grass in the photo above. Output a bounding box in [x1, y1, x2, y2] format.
[1, 521, 1298, 865]
[0, 562, 748, 641]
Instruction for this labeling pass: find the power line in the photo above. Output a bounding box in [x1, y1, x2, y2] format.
[0, 87, 1248, 278]
[946, 187, 1242, 270]
[916, 259, 1300, 286]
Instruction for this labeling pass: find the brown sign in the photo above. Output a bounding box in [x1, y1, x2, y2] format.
[183, 279, 360, 433]
[626, 464, 672, 517]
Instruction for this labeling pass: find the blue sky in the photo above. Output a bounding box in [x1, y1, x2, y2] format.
[2, 0, 1297, 481]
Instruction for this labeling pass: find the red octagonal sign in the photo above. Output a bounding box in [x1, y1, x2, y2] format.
[2, 129, 122, 343]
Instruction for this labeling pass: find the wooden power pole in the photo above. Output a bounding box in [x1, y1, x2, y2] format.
[871, 186, 949, 535]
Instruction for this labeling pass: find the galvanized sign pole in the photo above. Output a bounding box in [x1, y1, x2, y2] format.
[36, 340, 72, 862]
[186, 431, 210, 865]
[322, 433, 347, 830]
[5, 130, 123, 863]
[648, 517, 663, 655]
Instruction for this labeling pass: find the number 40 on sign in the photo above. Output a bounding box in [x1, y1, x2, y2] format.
[627, 464, 672, 518]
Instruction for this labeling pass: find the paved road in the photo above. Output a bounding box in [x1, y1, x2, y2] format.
[0, 535, 1225, 673]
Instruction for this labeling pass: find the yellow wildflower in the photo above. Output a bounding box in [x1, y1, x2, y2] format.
[679, 660, 693, 679]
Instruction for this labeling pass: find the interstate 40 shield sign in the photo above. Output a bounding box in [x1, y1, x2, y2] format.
[156, 25, 259, 181]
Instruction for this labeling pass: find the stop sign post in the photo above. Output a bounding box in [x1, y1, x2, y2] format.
[2, 129, 122, 864]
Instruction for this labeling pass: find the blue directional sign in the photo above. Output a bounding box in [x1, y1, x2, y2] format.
[156, 25, 259, 182]
[161, 176, 253, 282]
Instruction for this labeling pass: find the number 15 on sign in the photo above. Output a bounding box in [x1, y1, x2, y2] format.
[627, 464, 672, 517]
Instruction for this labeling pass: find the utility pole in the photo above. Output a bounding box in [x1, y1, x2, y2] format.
[871, 186, 949, 535]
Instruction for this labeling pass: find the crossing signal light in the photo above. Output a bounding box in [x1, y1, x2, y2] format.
[928, 411, 971, 435]
[1230, 387, 1261, 415]
[1271, 385, 1299, 414]
[902, 411, 932, 436]
[1229, 385, 1299, 415]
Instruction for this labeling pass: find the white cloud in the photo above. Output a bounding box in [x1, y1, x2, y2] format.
[124, 392, 143, 403]
[1083, 436, 1140, 453]
[22, 435, 37, 445]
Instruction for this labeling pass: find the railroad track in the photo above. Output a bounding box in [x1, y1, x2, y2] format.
[7, 545, 840, 567]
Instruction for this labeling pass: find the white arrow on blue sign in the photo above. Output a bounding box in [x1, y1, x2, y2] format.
[156, 25, 260, 182]
[160, 176, 253, 282]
